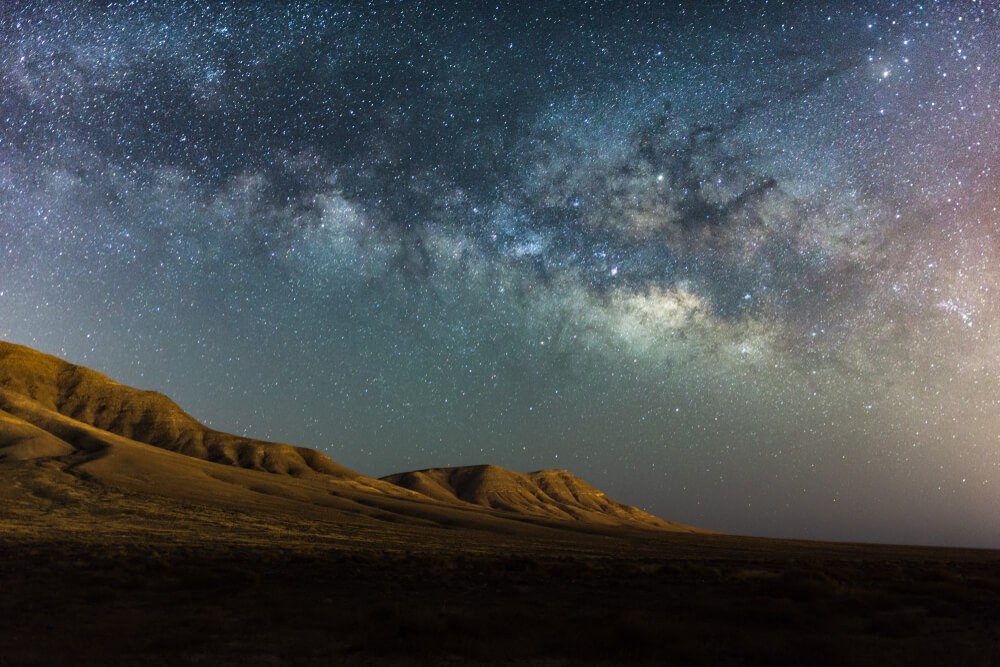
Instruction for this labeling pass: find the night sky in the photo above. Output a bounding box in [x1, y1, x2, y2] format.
[3, 1, 999, 548]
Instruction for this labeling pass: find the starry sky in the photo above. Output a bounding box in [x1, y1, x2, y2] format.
[3, 0, 1000, 548]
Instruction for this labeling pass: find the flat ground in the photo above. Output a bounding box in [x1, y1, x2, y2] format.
[1, 488, 998, 666]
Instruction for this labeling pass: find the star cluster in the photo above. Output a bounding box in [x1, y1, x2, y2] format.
[2, 1, 1000, 547]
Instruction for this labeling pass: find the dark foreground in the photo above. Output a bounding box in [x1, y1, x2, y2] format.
[1, 522, 999, 667]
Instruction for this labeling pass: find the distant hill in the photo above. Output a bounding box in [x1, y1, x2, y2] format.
[382, 465, 687, 530]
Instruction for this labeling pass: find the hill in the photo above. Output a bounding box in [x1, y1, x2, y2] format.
[0, 339, 698, 535]
[0, 340, 355, 477]
[382, 464, 694, 530]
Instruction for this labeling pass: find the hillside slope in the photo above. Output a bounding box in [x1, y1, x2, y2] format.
[0, 341, 355, 478]
[382, 464, 700, 531]
[0, 340, 701, 535]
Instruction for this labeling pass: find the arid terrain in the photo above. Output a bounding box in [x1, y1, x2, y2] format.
[1, 340, 998, 666]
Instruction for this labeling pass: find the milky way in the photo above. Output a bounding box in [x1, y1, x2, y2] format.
[3, 1, 1000, 547]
